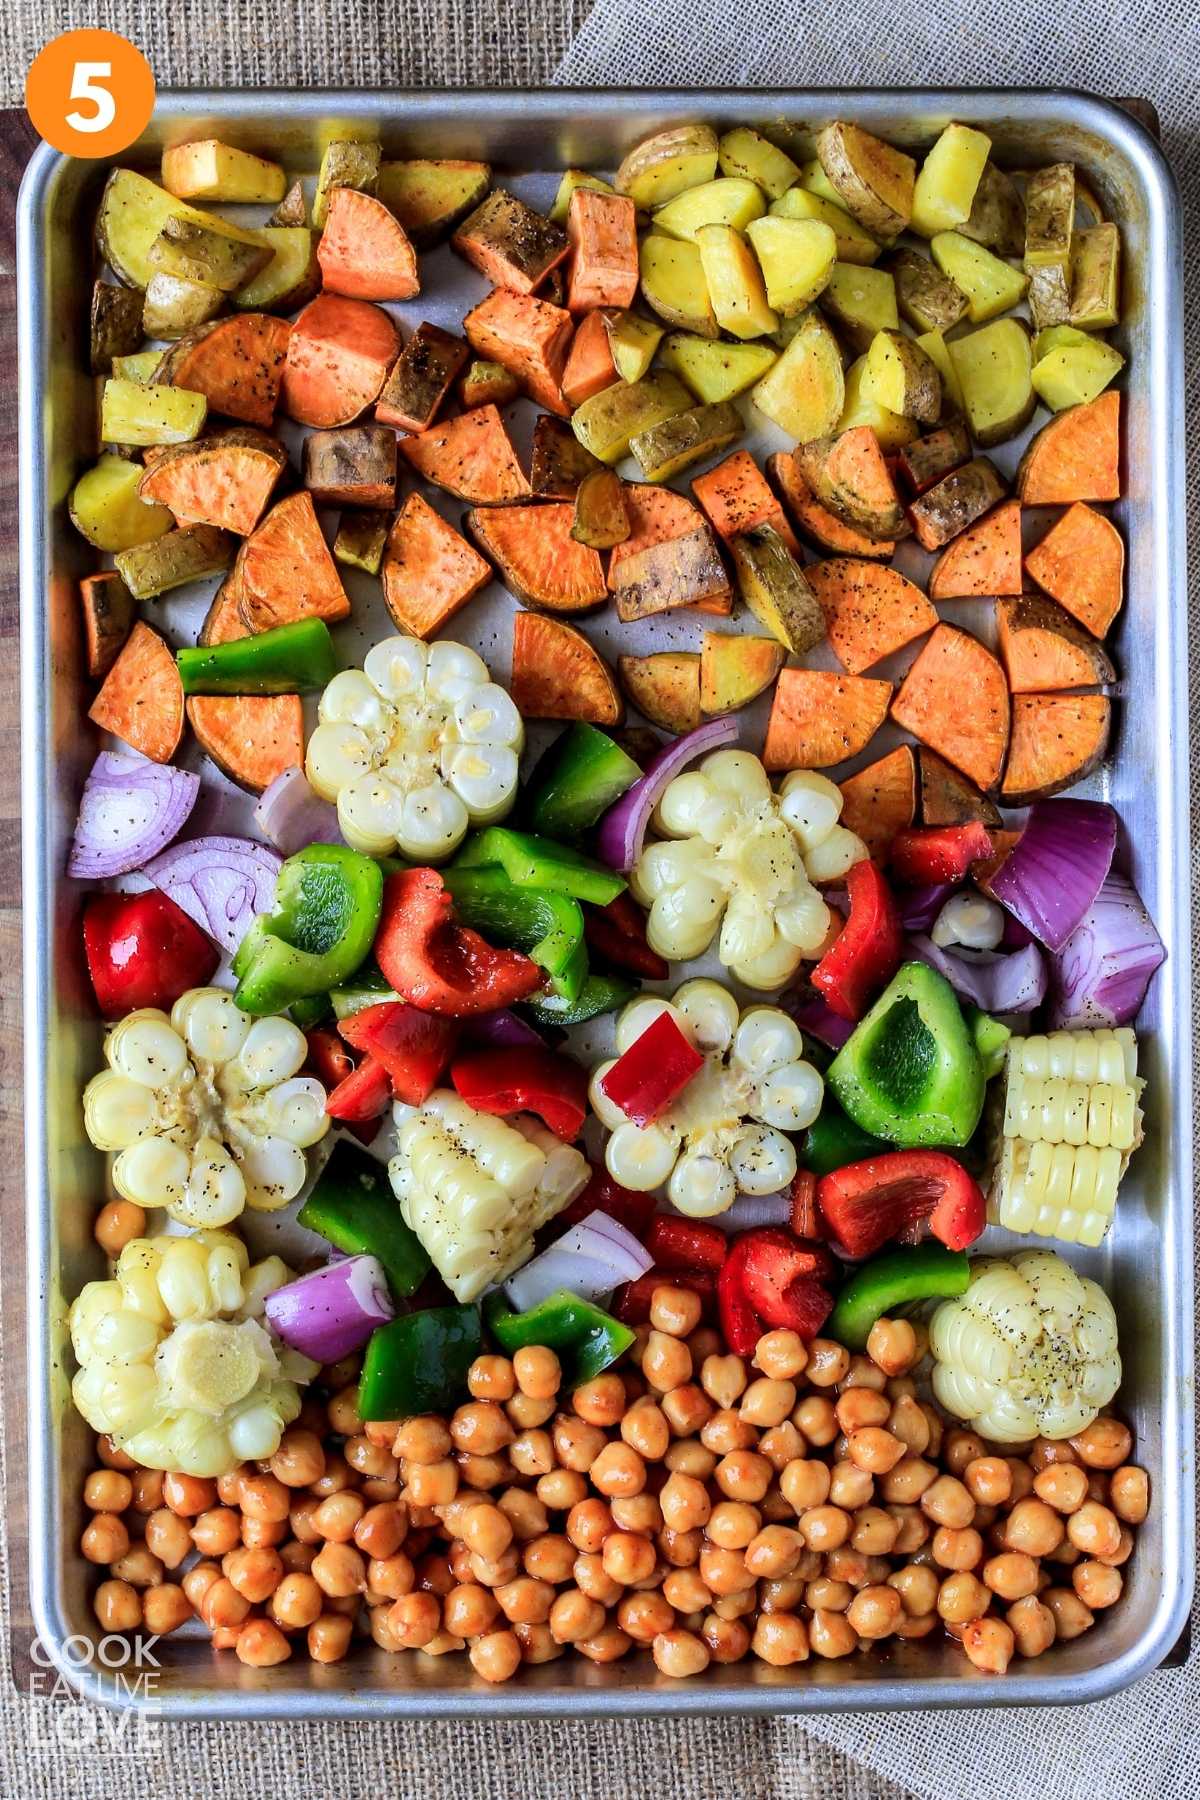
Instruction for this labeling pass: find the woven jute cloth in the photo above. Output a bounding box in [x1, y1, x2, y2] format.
[3, 6, 1197, 1798]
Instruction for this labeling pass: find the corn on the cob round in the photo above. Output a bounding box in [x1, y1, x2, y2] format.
[306, 636, 522, 861]
[629, 755, 865, 988]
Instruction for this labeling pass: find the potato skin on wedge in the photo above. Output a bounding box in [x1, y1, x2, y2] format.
[816, 123, 916, 241]
[618, 651, 703, 733]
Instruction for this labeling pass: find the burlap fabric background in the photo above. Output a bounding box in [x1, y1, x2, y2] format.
[2, 5, 1196, 1797]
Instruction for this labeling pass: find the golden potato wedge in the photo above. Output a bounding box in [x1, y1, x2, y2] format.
[147, 216, 272, 293]
[550, 169, 615, 223]
[142, 273, 226, 339]
[376, 159, 491, 247]
[719, 126, 802, 199]
[930, 232, 1028, 323]
[612, 524, 732, 621]
[269, 180, 308, 227]
[948, 318, 1034, 446]
[313, 140, 380, 229]
[745, 216, 837, 315]
[907, 458, 1007, 553]
[818, 262, 899, 353]
[70, 455, 174, 552]
[1023, 163, 1075, 271]
[604, 311, 664, 382]
[795, 430, 909, 541]
[886, 247, 968, 334]
[860, 329, 941, 424]
[958, 162, 1025, 257]
[115, 523, 234, 600]
[836, 355, 920, 450]
[96, 168, 265, 292]
[618, 651, 703, 733]
[751, 307, 844, 441]
[639, 234, 719, 337]
[1027, 263, 1072, 331]
[101, 378, 206, 447]
[571, 370, 692, 464]
[660, 333, 777, 404]
[572, 469, 630, 549]
[910, 124, 991, 237]
[1070, 224, 1121, 329]
[90, 281, 144, 374]
[233, 227, 320, 313]
[700, 630, 786, 715]
[816, 122, 916, 241]
[333, 511, 390, 576]
[696, 225, 779, 338]
[161, 141, 286, 204]
[1031, 333, 1124, 411]
[769, 185, 880, 264]
[730, 522, 826, 655]
[112, 350, 163, 383]
[629, 401, 743, 482]
[654, 178, 766, 242]
[913, 327, 965, 416]
[615, 124, 719, 208]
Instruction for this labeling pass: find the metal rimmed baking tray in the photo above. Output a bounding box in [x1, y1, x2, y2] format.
[19, 88, 1192, 1718]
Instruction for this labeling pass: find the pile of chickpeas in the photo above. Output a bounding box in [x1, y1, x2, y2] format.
[80, 1283, 1149, 1681]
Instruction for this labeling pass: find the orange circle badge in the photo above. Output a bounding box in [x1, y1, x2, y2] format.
[25, 30, 155, 158]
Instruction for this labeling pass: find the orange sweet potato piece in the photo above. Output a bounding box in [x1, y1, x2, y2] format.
[510, 611, 622, 724]
[804, 558, 937, 675]
[565, 190, 639, 312]
[1017, 391, 1120, 503]
[996, 595, 1115, 694]
[463, 288, 573, 417]
[918, 747, 1001, 828]
[88, 621, 183, 764]
[468, 504, 607, 613]
[837, 745, 916, 859]
[691, 450, 800, 555]
[890, 623, 1010, 794]
[1023, 502, 1125, 637]
[453, 191, 569, 294]
[398, 404, 531, 505]
[79, 571, 135, 681]
[281, 294, 400, 428]
[768, 450, 894, 560]
[605, 484, 728, 617]
[928, 498, 1023, 600]
[317, 187, 420, 301]
[237, 491, 351, 631]
[188, 576, 303, 791]
[382, 494, 493, 639]
[561, 309, 620, 409]
[136, 428, 287, 536]
[156, 314, 291, 428]
[762, 669, 892, 772]
[1001, 693, 1112, 803]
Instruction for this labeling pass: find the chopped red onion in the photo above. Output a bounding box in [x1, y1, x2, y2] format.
[264, 1255, 393, 1364]
[143, 835, 281, 954]
[595, 717, 739, 872]
[908, 933, 1047, 1014]
[990, 799, 1117, 952]
[68, 752, 200, 880]
[696, 1193, 793, 1233]
[254, 767, 343, 856]
[784, 989, 853, 1050]
[1048, 871, 1165, 1029]
[464, 1009, 549, 1052]
[503, 1213, 652, 1312]
[900, 882, 957, 934]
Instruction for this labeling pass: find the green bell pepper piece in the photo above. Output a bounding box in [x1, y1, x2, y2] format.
[520, 972, 636, 1027]
[826, 961, 985, 1149]
[455, 827, 626, 906]
[297, 1141, 431, 1298]
[965, 1003, 1011, 1081]
[233, 844, 383, 1016]
[329, 962, 400, 1020]
[521, 722, 641, 843]
[801, 1098, 887, 1178]
[289, 992, 332, 1030]
[442, 865, 587, 1002]
[176, 618, 338, 695]
[483, 1288, 634, 1389]
[825, 1245, 971, 1351]
[358, 1306, 482, 1420]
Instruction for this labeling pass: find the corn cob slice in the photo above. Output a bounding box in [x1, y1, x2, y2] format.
[988, 1028, 1143, 1246]
[388, 1092, 589, 1302]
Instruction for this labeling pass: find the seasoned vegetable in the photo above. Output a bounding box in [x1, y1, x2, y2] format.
[836, 354, 920, 450]
[281, 293, 397, 428]
[549, 169, 614, 222]
[751, 306, 844, 440]
[638, 235, 720, 337]
[730, 522, 825, 655]
[571, 369, 692, 464]
[96, 167, 265, 290]
[1070, 223, 1121, 329]
[918, 748, 1000, 829]
[891, 623, 1010, 792]
[1017, 391, 1121, 503]
[238, 492, 351, 630]
[312, 139, 380, 230]
[795, 427, 908, 541]
[696, 224, 778, 337]
[115, 523, 234, 600]
[745, 215, 837, 315]
[1031, 329, 1124, 411]
[618, 652, 702, 734]
[399, 404, 530, 505]
[561, 310, 620, 408]
[318, 186, 420, 302]
[692, 449, 799, 551]
[603, 310, 664, 382]
[233, 226, 320, 313]
[654, 177, 767, 241]
[71, 453, 174, 552]
[100, 378, 206, 448]
[333, 510, 390, 577]
[453, 189, 569, 294]
[816, 122, 915, 240]
[177, 618, 337, 696]
[1025, 501, 1124, 636]
[90, 281, 144, 373]
[958, 161, 1024, 256]
[908, 457, 1008, 553]
[303, 425, 397, 508]
[1001, 694, 1112, 803]
[928, 497, 1022, 598]
[886, 246, 968, 333]
[770, 184, 880, 264]
[826, 961, 984, 1148]
[458, 358, 521, 410]
[510, 612, 623, 726]
[382, 493, 492, 639]
[1026, 262, 1072, 331]
[660, 331, 776, 402]
[911, 124, 991, 236]
[818, 261, 898, 352]
[897, 418, 971, 496]
[997, 595, 1115, 693]
[187, 581, 305, 791]
[148, 214, 272, 292]
[1023, 163, 1074, 274]
[79, 572, 135, 681]
[931, 231, 1028, 321]
[376, 158, 491, 247]
[88, 621, 184, 763]
[269, 180, 307, 227]
[762, 669, 892, 772]
[806, 558, 938, 674]
[613, 524, 732, 623]
[138, 429, 287, 536]
[913, 325, 965, 414]
[162, 140, 286, 204]
[719, 125, 802, 199]
[142, 272, 225, 339]
[699, 632, 785, 716]
[468, 504, 607, 613]
[463, 287, 574, 415]
[769, 450, 894, 560]
[615, 124, 719, 208]
[530, 413, 604, 498]
[571, 468, 629, 549]
[629, 399, 743, 481]
[157, 312, 291, 430]
[837, 745, 917, 861]
[947, 318, 1034, 446]
[860, 329, 941, 423]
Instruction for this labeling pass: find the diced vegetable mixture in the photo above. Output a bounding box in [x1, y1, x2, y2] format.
[66, 116, 1158, 1685]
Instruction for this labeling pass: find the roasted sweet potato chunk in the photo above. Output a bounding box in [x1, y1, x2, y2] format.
[237, 491, 351, 631]
[453, 190, 569, 293]
[805, 558, 937, 675]
[79, 571, 135, 680]
[1024, 502, 1124, 637]
[468, 505, 607, 613]
[1001, 694, 1112, 803]
[529, 414, 604, 498]
[918, 747, 1001, 827]
[608, 486, 702, 580]
[838, 745, 917, 859]
[303, 425, 397, 508]
[464, 288, 573, 416]
[928, 497, 1023, 598]
[382, 494, 493, 639]
[282, 294, 400, 428]
[768, 450, 894, 560]
[1017, 391, 1120, 503]
[691, 449, 799, 554]
[996, 595, 1115, 693]
[565, 189, 639, 312]
[137, 428, 287, 536]
[613, 525, 732, 623]
[189, 578, 303, 791]
[400, 404, 531, 505]
[88, 621, 184, 764]
[891, 623, 1009, 793]
[897, 419, 972, 496]
[375, 322, 468, 432]
[561, 309, 620, 409]
[762, 669, 892, 771]
[317, 187, 420, 301]
[156, 314, 291, 427]
[510, 612, 622, 724]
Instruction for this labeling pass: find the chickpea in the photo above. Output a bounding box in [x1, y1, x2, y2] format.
[601, 1531, 657, 1587]
[84, 1470, 132, 1513]
[393, 1416, 452, 1464]
[565, 1372, 621, 1428]
[740, 1377, 796, 1428]
[310, 1453, 358, 1500]
[182, 1562, 222, 1612]
[793, 1395, 839, 1447]
[700, 1409, 756, 1457]
[661, 1384, 713, 1437]
[201, 1577, 250, 1630]
[325, 1385, 361, 1437]
[866, 1317, 919, 1377]
[536, 1469, 588, 1512]
[1043, 1586, 1094, 1640]
[577, 1624, 631, 1665]
[841, 1354, 888, 1393]
[937, 1572, 990, 1624]
[130, 1469, 165, 1514]
[1109, 1466, 1150, 1525]
[886, 1396, 931, 1456]
[562, 1496, 610, 1553]
[1073, 1559, 1123, 1609]
[585, 1443, 644, 1500]
[238, 1473, 290, 1524]
[652, 1629, 709, 1677]
[1071, 1417, 1133, 1470]
[961, 1616, 1014, 1674]
[754, 1330, 809, 1382]
[620, 1401, 670, 1462]
[1027, 1463, 1087, 1516]
[806, 1578, 851, 1612]
[942, 1429, 986, 1475]
[268, 1572, 322, 1631]
[662, 1567, 710, 1613]
[699, 1544, 749, 1597]
[658, 1525, 703, 1569]
[138, 1583, 190, 1637]
[889, 1563, 939, 1618]
[1005, 1498, 1065, 1558]
[468, 1355, 515, 1401]
[1006, 1595, 1056, 1659]
[507, 1392, 557, 1431]
[780, 1458, 831, 1514]
[851, 1507, 900, 1557]
[549, 1588, 606, 1644]
[308, 1614, 354, 1663]
[242, 1516, 287, 1551]
[658, 1471, 710, 1533]
[498, 1488, 548, 1543]
[223, 1545, 282, 1604]
[642, 1330, 693, 1394]
[552, 1415, 606, 1474]
[94, 1578, 142, 1633]
[805, 1340, 851, 1387]
[663, 1440, 717, 1479]
[311, 1542, 365, 1599]
[836, 1388, 891, 1434]
[157, 1473, 213, 1518]
[701, 1354, 748, 1409]
[880, 1457, 938, 1505]
[493, 1575, 553, 1626]
[95, 1435, 134, 1473]
[650, 1284, 702, 1338]
[456, 1501, 511, 1562]
[524, 1534, 578, 1585]
[757, 1423, 804, 1471]
[450, 1401, 513, 1458]
[574, 1552, 622, 1606]
[760, 1572, 809, 1613]
[313, 1491, 366, 1545]
[1067, 1501, 1122, 1559]
[829, 1461, 874, 1511]
[703, 1613, 752, 1663]
[847, 1585, 902, 1641]
[706, 1500, 760, 1551]
[825, 1546, 870, 1588]
[439, 1582, 498, 1638]
[405, 1459, 459, 1509]
[930, 1526, 983, 1573]
[389, 1590, 441, 1647]
[416, 1552, 455, 1596]
[982, 1551, 1039, 1601]
[513, 1622, 562, 1665]
[920, 1474, 975, 1529]
[887, 1505, 930, 1556]
[809, 1610, 858, 1659]
[354, 1501, 405, 1561]
[93, 1197, 146, 1257]
[611, 1495, 662, 1537]
[798, 1505, 851, 1553]
[81, 1514, 129, 1565]
[344, 1435, 397, 1482]
[367, 1552, 414, 1600]
[367, 1607, 405, 1652]
[745, 1609, 807, 1665]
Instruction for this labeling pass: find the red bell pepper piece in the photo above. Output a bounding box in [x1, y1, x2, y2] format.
[739, 1229, 836, 1339]
[82, 890, 219, 1018]
[339, 1000, 458, 1106]
[305, 1027, 355, 1089]
[817, 1150, 987, 1257]
[375, 868, 543, 1017]
[615, 1268, 716, 1326]
[555, 1167, 658, 1240]
[810, 859, 903, 1023]
[789, 1169, 823, 1240]
[645, 1214, 728, 1276]
[450, 1045, 588, 1142]
[583, 894, 669, 981]
[890, 823, 996, 887]
[324, 1053, 392, 1124]
[716, 1235, 763, 1356]
[598, 1011, 703, 1127]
